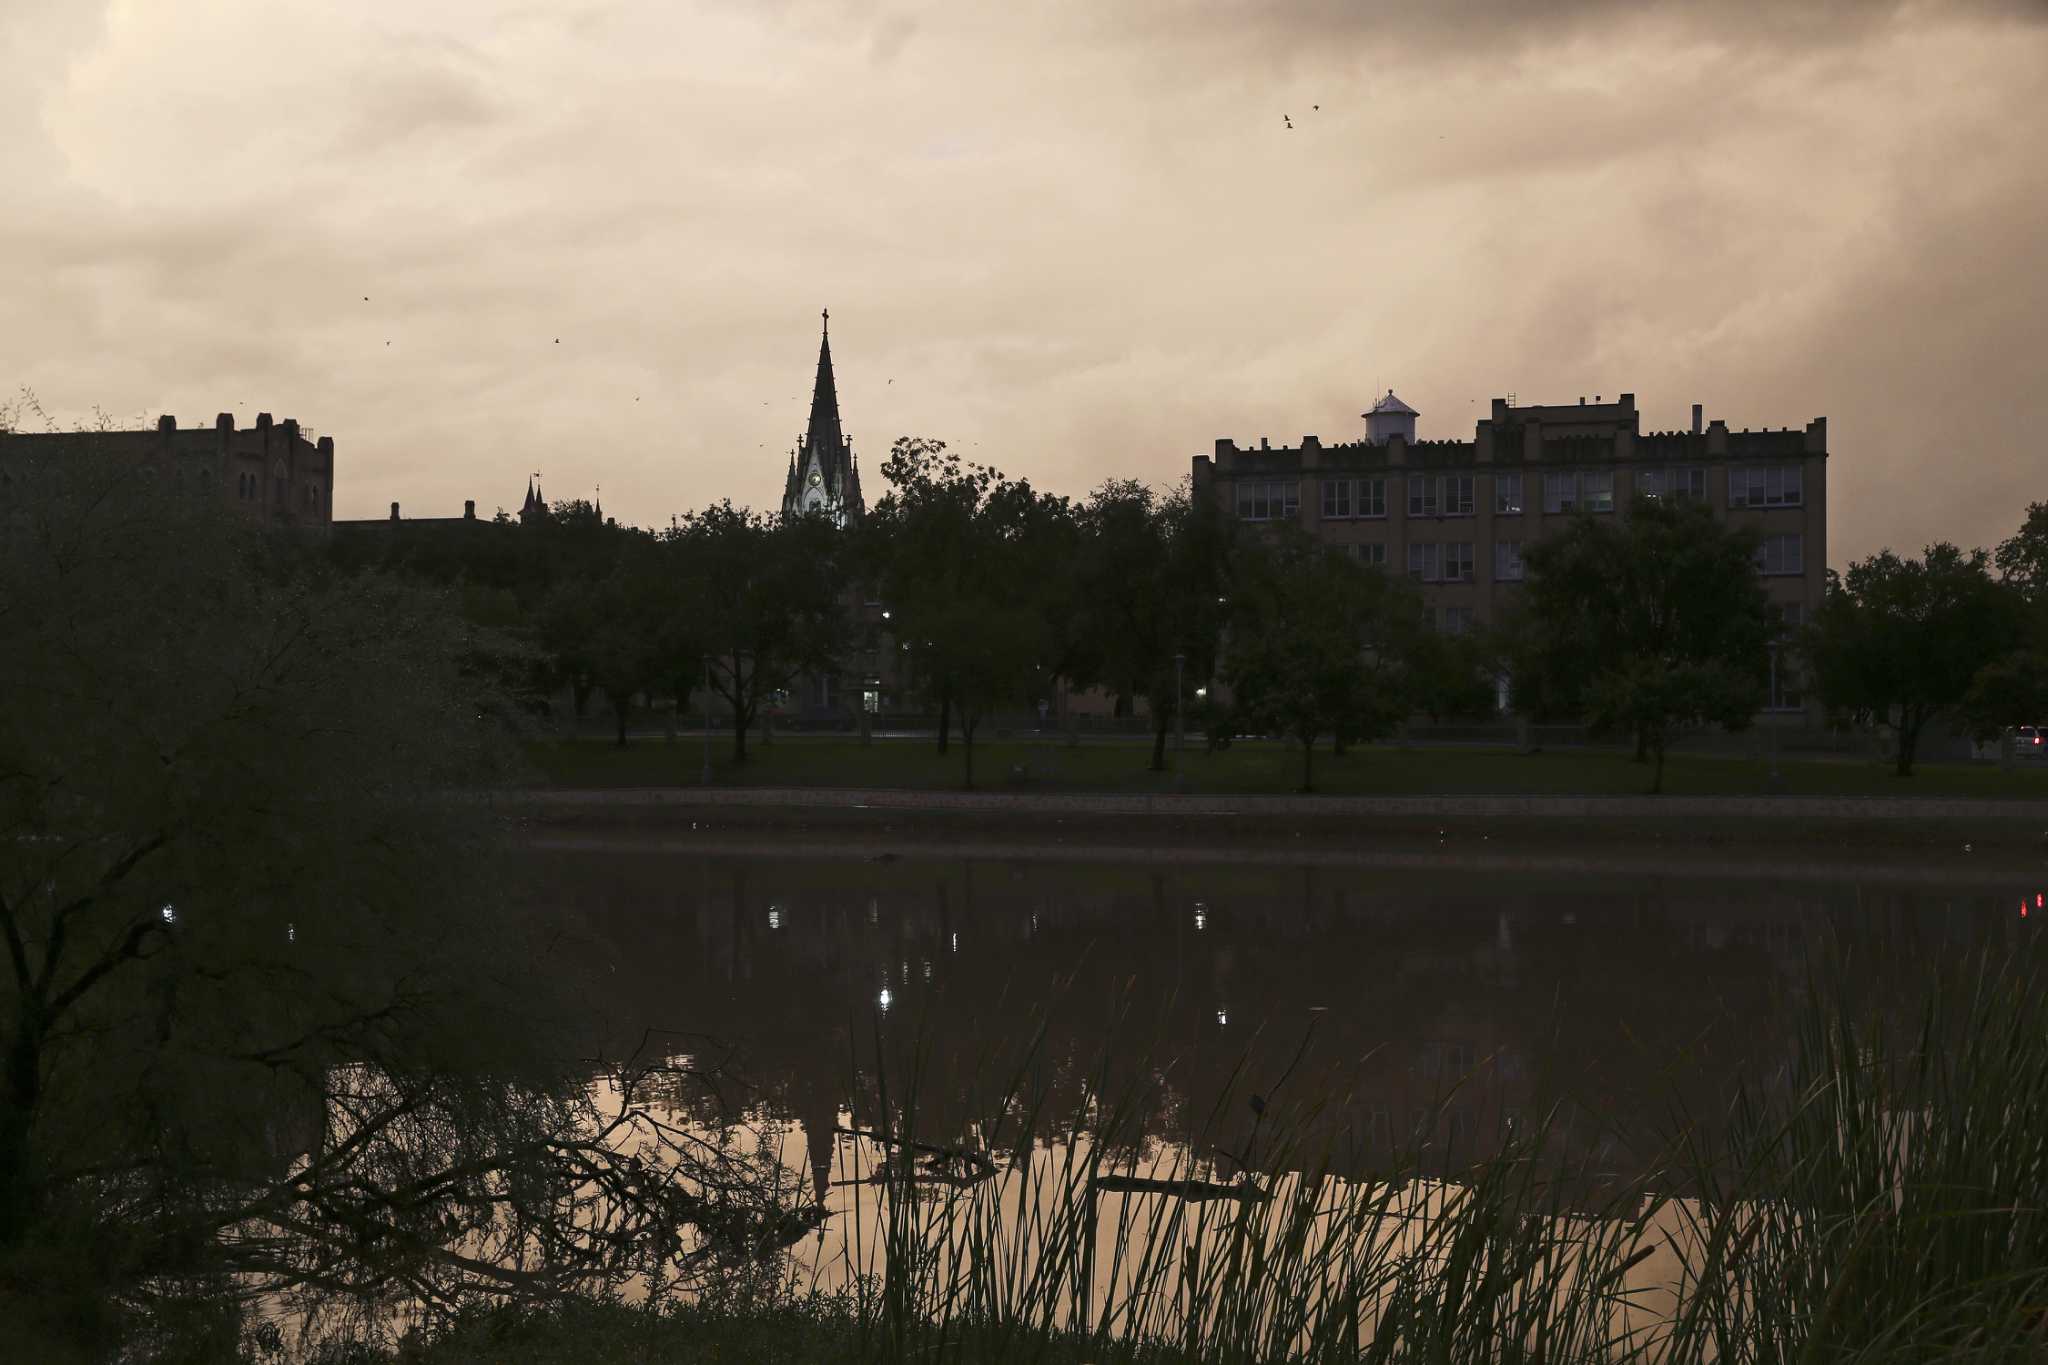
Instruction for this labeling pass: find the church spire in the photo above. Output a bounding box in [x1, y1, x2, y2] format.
[804, 308, 844, 462]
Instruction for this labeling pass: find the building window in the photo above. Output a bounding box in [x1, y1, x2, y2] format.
[1542, 471, 1579, 514]
[1440, 606, 1475, 636]
[1671, 467, 1706, 501]
[1407, 542, 1443, 582]
[1321, 478, 1353, 519]
[1407, 474, 1474, 517]
[1636, 468, 1664, 500]
[1357, 542, 1387, 567]
[1495, 541, 1524, 581]
[1495, 472, 1524, 515]
[1360, 477, 1386, 518]
[1236, 480, 1299, 521]
[1407, 474, 1437, 518]
[1756, 533, 1803, 576]
[1584, 470, 1614, 512]
[1730, 464, 1803, 508]
[1444, 542, 1475, 582]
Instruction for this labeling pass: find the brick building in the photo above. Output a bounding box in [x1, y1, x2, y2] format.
[1192, 391, 1828, 713]
[0, 411, 334, 528]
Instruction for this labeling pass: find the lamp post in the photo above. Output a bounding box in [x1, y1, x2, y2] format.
[701, 654, 714, 785]
[1766, 640, 1783, 793]
[1174, 652, 1186, 756]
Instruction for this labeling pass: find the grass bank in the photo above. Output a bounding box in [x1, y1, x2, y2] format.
[528, 735, 2048, 801]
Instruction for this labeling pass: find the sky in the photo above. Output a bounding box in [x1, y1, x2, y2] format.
[3, 0, 2044, 564]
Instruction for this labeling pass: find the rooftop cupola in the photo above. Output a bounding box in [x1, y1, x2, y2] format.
[1364, 389, 1418, 446]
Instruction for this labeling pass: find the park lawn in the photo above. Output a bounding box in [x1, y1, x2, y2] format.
[524, 735, 2048, 800]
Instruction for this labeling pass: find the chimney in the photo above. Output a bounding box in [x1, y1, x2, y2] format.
[256, 412, 273, 431]
[1691, 404, 1703, 435]
[389, 501, 400, 521]
[1260, 437, 1270, 450]
[316, 435, 334, 460]
[281, 418, 299, 444]
[464, 499, 476, 519]
[215, 413, 234, 435]
[157, 414, 176, 434]
[1579, 397, 1586, 406]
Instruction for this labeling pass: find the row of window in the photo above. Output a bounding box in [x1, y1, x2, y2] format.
[1337, 532, 1803, 582]
[1241, 464, 1803, 522]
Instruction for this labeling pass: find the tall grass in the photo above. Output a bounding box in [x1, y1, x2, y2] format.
[803, 942, 2048, 1364]
[392, 938, 2048, 1364]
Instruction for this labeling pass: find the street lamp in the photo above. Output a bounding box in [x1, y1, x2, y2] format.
[1766, 639, 1783, 793]
[1174, 652, 1186, 756]
[701, 654, 714, 785]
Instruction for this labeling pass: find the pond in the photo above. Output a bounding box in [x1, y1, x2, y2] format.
[518, 839, 2046, 1342]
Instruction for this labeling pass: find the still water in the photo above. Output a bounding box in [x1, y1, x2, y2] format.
[531, 842, 2042, 1215]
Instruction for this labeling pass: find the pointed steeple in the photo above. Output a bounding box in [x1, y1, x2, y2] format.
[804, 308, 845, 463]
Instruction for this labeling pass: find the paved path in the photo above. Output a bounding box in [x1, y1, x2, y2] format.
[519, 785, 2048, 823]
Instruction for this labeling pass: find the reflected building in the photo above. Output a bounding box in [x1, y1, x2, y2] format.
[536, 850, 2033, 1203]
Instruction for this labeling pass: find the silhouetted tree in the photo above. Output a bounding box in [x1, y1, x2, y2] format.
[864, 440, 1075, 785]
[1069, 480, 1235, 771]
[1223, 528, 1429, 791]
[1514, 497, 1773, 792]
[1806, 543, 2025, 776]
[672, 502, 848, 762]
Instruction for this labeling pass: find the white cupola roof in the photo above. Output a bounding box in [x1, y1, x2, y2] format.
[1367, 389, 1418, 417]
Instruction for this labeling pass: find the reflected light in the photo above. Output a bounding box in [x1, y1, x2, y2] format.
[1193, 903, 1208, 931]
[159, 903, 176, 925]
[767, 905, 783, 930]
[1216, 1007, 1229, 1027]
[950, 931, 959, 953]
[286, 922, 296, 944]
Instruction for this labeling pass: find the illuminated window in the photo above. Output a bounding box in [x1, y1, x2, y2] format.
[1494, 472, 1524, 515]
[1583, 470, 1614, 512]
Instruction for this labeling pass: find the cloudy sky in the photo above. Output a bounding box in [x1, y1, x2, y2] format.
[4, 0, 2043, 562]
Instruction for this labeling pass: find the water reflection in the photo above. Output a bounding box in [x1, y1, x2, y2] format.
[536, 850, 2039, 1211]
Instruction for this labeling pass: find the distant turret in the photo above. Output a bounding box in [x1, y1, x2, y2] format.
[1364, 390, 1418, 446]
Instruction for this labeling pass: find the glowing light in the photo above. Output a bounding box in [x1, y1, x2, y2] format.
[950, 931, 959, 953]
[1193, 902, 1208, 931]
[767, 906, 782, 930]
[159, 903, 176, 925]
[286, 923, 296, 943]
[1216, 1008, 1230, 1027]
[1194, 686, 1208, 698]
[878, 988, 894, 1012]
[881, 610, 891, 620]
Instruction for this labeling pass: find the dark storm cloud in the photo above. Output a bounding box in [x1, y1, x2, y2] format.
[2, 0, 2043, 562]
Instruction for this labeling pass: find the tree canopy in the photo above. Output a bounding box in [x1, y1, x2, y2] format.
[1807, 542, 2029, 775]
[1513, 497, 1774, 791]
[1222, 527, 1431, 791]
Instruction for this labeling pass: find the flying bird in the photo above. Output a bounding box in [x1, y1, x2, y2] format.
[1283, 115, 1292, 128]
[888, 378, 894, 384]
[1313, 104, 1319, 111]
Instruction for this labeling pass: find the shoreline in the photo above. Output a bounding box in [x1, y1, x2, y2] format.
[507, 785, 2048, 875]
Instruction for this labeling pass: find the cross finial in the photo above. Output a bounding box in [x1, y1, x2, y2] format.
[821, 307, 829, 333]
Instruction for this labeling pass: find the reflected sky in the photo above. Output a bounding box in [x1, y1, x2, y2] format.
[531, 850, 2043, 1203]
